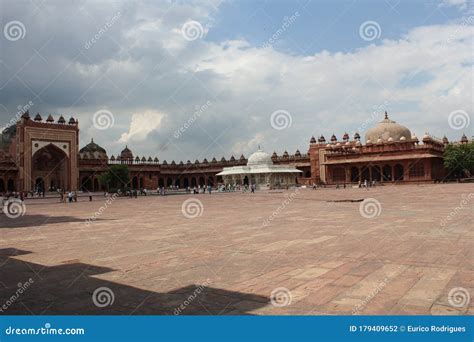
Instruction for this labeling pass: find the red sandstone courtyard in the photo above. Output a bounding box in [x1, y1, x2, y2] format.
[0, 183, 472, 315]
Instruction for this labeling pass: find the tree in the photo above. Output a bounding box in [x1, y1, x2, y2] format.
[443, 142, 474, 179]
[99, 164, 130, 192]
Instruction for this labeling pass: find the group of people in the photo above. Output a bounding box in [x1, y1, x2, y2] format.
[59, 190, 78, 203]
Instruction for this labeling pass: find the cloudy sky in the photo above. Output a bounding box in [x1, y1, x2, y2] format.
[0, 0, 472, 162]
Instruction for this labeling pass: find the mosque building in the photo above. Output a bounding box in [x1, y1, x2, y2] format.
[0, 110, 470, 193]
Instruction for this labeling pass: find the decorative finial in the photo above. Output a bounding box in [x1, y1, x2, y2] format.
[91, 138, 94, 143]
[384, 111, 388, 120]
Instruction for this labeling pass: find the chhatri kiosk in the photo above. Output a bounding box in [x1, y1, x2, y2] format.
[217, 148, 302, 189]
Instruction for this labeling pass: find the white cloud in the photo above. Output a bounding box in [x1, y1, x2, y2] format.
[119, 111, 166, 143]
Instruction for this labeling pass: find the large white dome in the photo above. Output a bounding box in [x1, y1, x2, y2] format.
[247, 149, 273, 166]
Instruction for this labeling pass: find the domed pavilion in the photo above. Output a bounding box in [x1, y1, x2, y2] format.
[216, 147, 302, 189]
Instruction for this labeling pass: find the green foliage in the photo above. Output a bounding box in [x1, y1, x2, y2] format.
[99, 164, 130, 191]
[443, 142, 474, 178]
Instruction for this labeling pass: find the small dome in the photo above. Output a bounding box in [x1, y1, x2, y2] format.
[412, 135, 418, 141]
[461, 133, 468, 143]
[79, 138, 108, 160]
[195, 159, 200, 164]
[230, 155, 235, 161]
[295, 149, 301, 157]
[400, 136, 406, 141]
[211, 157, 217, 163]
[283, 150, 289, 157]
[148, 156, 153, 162]
[162, 160, 167, 165]
[179, 161, 184, 165]
[34, 113, 42, 121]
[310, 136, 316, 143]
[355, 141, 362, 146]
[367, 139, 373, 145]
[58, 115, 66, 124]
[171, 160, 176, 165]
[354, 132, 360, 140]
[365, 112, 411, 143]
[203, 158, 208, 163]
[240, 154, 245, 161]
[247, 149, 273, 166]
[187, 160, 192, 164]
[120, 145, 133, 159]
[377, 138, 383, 144]
[442, 136, 449, 144]
[220, 157, 226, 162]
[345, 141, 351, 146]
[336, 142, 341, 147]
[46, 114, 54, 122]
[343, 132, 349, 141]
[68, 117, 76, 125]
[331, 134, 337, 142]
[319, 135, 326, 143]
[387, 137, 394, 142]
[154, 157, 159, 162]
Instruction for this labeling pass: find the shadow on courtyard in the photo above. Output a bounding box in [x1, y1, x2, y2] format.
[0, 248, 270, 315]
[0, 215, 115, 229]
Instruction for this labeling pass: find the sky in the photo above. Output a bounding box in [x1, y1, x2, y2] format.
[0, 0, 472, 162]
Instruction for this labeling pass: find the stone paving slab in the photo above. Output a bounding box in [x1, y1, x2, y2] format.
[0, 183, 472, 315]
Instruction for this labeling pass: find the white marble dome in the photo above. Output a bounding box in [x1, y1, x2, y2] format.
[247, 149, 273, 166]
[365, 112, 411, 143]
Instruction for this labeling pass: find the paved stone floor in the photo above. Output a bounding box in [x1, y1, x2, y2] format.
[0, 183, 472, 315]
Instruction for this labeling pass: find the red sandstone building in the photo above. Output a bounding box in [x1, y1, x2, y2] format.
[0, 111, 469, 193]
